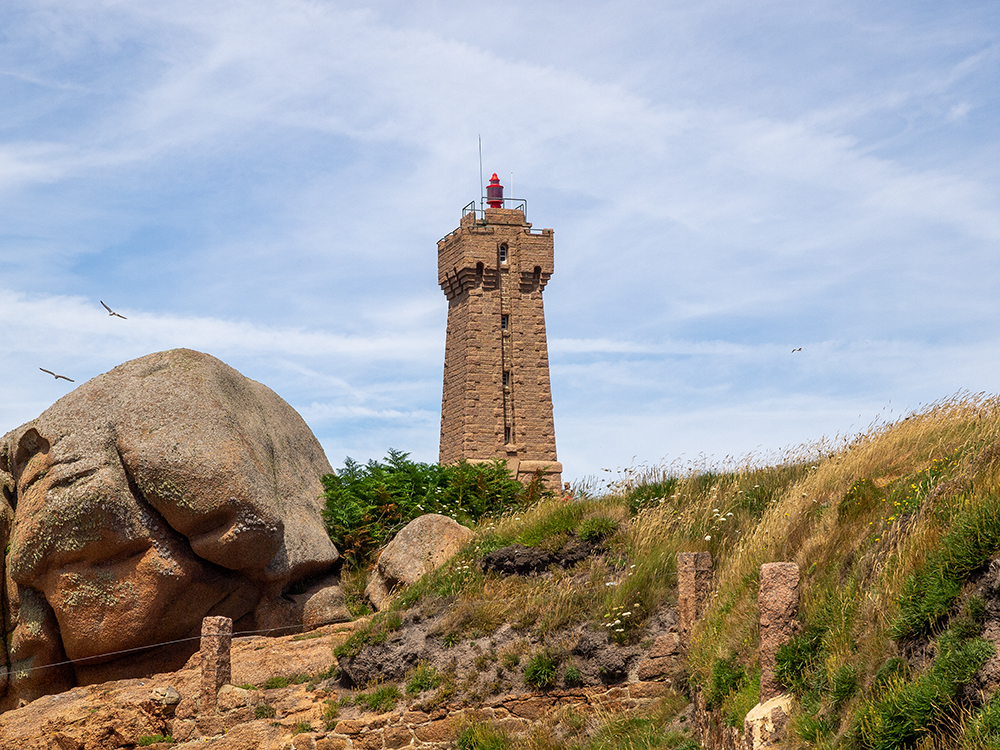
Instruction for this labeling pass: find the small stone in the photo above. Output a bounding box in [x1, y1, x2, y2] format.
[150, 686, 181, 706]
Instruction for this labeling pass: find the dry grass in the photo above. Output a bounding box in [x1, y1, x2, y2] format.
[681, 393, 1000, 747]
[393, 392, 1000, 750]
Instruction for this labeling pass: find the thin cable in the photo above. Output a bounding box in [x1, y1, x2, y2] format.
[4, 618, 352, 678]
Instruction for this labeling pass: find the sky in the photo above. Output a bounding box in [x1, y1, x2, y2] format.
[2, 0, 998, 484]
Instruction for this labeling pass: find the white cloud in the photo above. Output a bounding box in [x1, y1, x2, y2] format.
[2, 0, 999, 479]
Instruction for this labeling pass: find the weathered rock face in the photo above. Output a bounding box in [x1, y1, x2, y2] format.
[365, 514, 473, 610]
[0, 349, 346, 710]
[744, 693, 794, 749]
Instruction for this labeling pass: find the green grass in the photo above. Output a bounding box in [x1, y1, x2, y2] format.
[353, 684, 402, 713]
[333, 611, 403, 659]
[962, 694, 1000, 749]
[578, 516, 620, 542]
[523, 651, 559, 689]
[137, 736, 172, 747]
[457, 723, 511, 750]
[255, 704, 277, 719]
[703, 655, 747, 711]
[589, 715, 701, 750]
[406, 663, 442, 695]
[890, 492, 1000, 640]
[851, 634, 994, 749]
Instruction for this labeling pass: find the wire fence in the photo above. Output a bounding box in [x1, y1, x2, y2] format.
[4, 618, 354, 678]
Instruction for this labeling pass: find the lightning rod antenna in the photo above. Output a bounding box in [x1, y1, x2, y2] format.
[478, 136, 484, 212]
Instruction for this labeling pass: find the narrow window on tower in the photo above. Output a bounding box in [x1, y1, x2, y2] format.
[501, 314, 509, 330]
[504, 427, 511, 444]
[499, 244, 508, 264]
[502, 371, 510, 386]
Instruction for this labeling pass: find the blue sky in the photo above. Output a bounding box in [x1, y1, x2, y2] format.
[2, 0, 998, 483]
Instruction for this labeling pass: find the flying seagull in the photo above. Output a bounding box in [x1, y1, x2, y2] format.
[792, 347, 802, 352]
[40, 368, 74, 382]
[101, 301, 127, 319]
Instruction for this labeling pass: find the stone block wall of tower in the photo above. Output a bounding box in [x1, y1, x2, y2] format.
[438, 207, 562, 489]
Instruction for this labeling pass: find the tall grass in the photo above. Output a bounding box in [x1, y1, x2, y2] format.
[359, 392, 1000, 750]
[682, 393, 1000, 748]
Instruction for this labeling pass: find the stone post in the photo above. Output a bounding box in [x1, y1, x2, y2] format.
[758, 563, 800, 702]
[677, 551, 713, 652]
[200, 616, 232, 712]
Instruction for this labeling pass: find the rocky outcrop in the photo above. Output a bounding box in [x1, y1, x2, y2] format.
[0, 349, 348, 710]
[744, 693, 795, 750]
[365, 514, 473, 610]
[481, 538, 600, 577]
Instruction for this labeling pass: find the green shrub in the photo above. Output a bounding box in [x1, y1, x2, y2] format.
[263, 675, 290, 689]
[831, 664, 859, 706]
[524, 651, 559, 689]
[322, 451, 547, 568]
[775, 625, 826, 696]
[564, 664, 583, 686]
[795, 713, 836, 745]
[872, 657, 910, 690]
[255, 704, 277, 719]
[293, 721, 313, 735]
[704, 656, 746, 710]
[722, 669, 759, 728]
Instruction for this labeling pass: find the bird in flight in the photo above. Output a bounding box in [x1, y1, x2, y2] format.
[792, 347, 803, 352]
[101, 301, 127, 319]
[40, 368, 74, 382]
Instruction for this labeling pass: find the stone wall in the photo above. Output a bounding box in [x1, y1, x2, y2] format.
[168, 682, 675, 749]
[438, 207, 562, 489]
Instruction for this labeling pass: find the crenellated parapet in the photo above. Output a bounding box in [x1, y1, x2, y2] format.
[437, 209, 554, 300]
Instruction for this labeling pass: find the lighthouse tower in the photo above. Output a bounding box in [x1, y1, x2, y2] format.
[437, 174, 562, 488]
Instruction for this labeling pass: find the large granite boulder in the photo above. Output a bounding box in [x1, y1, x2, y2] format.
[0, 349, 347, 710]
[364, 514, 473, 610]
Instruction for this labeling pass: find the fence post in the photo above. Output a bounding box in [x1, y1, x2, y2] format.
[677, 551, 713, 652]
[759, 563, 800, 701]
[200, 616, 233, 712]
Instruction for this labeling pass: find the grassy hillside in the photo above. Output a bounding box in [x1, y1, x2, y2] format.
[343, 393, 1000, 750]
